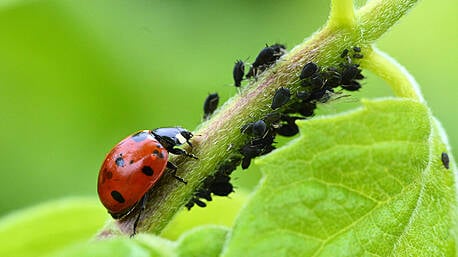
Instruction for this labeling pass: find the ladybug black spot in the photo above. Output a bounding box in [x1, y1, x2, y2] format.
[111, 190, 125, 203]
[131, 131, 148, 142]
[115, 156, 125, 167]
[142, 166, 154, 176]
[153, 149, 164, 159]
[101, 169, 113, 183]
[105, 170, 113, 180]
[129, 160, 134, 164]
[441, 152, 450, 169]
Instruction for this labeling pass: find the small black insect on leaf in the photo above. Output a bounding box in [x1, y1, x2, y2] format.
[441, 152, 450, 169]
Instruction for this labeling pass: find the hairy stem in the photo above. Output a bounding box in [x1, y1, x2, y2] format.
[328, 0, 356, 29]
[363, 47, 424, 102]
[97, 0, 421, 237]
[357, 0, 419, 42]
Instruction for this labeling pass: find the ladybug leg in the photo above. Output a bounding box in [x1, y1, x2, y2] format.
[185, 139, 193, 148]
[166, 161, 187, 184]
[168, 147, 198, 160]
[131, 193, 149, 237]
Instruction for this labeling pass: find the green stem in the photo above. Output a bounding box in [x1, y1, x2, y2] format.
[328, 0, 356, 29]
[96, 0, 421, 237]
[362, 47, 424, 102]
[357, 0, 419, 42]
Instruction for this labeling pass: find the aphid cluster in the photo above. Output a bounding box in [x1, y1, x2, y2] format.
[185, 44, 289, 208]
[297, 47, 364, 103]
[235, 47, 365, 170]
[185, 155, 240, 209]
[186, 46, 366, 209]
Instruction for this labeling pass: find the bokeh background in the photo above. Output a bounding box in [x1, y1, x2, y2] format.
[0, 0, 456, 216]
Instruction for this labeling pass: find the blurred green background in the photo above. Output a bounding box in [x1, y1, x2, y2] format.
[0, 0, 456, 216]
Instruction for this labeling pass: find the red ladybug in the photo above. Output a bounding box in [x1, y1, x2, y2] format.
[97, 127, 196, 235]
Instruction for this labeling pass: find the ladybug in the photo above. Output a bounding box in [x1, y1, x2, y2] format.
[97, 127, 196, 235]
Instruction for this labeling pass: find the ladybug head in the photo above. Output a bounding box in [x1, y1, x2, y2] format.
[152, 127, 194, 149]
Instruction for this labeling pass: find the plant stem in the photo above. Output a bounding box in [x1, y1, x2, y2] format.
[328, 0, 356, 29]
[357, 0, 419, 42]
[97, 0, 421, 237]
[362, 47, 424, 102]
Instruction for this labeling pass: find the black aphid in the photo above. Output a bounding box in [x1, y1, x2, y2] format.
[285, 101, 316, 117]
[296, 90, 311, 100]
[240, 144, 262, 169]
[441, 152, 450, 169]
[209, 174, 234, 196]
[341, 81, 361, 91]
[271, 87, 291, 110]
[340, 49, 349, 58]
[203, 93, 219, 119]
[246, 44, 286, 78]
[323, 67, 342, 88]
[353, 53, 364, 59]
[233, 60, 245, 87]
[239, 127, 276, 170]
[276, 116, 301, 137]
[196, 188, 212, 201]
[242, 120, 267, 138]
[341, 64, 362, 85]
[300, 62, 319, 80]
[310, 73, 324, 88]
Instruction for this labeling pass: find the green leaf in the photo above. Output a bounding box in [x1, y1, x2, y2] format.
[222, 98, 457, 257]
[0, 198, 108, 257]
[45, 235, 174, 257]
[176, 225, 229, 257]
[46, 225, 228, 257]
